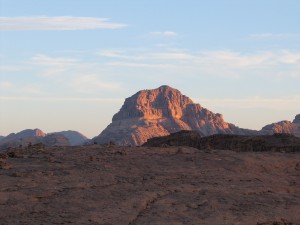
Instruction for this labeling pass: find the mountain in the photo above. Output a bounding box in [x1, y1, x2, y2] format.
[0, 129, 70, 150]
[260, 114, 300, 137]
[51, 130, 89, 145]
[0, 136, 4, 142]
[93, 85, 258, 146]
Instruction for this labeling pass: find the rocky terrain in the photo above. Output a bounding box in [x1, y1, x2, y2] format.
[0, 145, 299, 225]
[93, 85, 300, 146]
[93, 85, 258, 146]
[143, 131, 300, 152]
[0, 129, 89, 150]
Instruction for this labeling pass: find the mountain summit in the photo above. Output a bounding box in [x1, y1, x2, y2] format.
[93, 85, 256, 146]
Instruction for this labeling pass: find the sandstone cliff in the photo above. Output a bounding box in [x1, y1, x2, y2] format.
[93, 85, 257, 146]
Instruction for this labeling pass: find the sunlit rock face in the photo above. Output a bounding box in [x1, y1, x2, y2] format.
[93, 85, 257, 146]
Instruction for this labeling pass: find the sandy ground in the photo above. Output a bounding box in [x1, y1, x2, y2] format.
[0, 145, 299, 225]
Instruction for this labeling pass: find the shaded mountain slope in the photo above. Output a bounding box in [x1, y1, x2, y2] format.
[51, 130, 89, 145]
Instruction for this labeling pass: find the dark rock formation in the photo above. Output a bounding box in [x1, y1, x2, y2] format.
[293, 114, 300, 124]
[143, 131, 300, 152]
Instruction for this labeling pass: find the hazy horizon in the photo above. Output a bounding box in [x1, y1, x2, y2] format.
[1, 0, 299, 138]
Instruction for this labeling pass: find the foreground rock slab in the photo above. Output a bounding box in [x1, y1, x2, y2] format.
[0, 146, 299, 225]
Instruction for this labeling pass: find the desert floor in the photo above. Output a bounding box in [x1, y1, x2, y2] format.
[0, 145, 299, 225]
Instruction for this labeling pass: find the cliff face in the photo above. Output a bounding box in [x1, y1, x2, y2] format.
[93, 85, 257, 146]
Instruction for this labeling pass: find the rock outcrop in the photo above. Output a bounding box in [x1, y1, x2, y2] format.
[261, 114, 300, 137]
[93, 85, 258, 146]
[143, 131, 300, 152]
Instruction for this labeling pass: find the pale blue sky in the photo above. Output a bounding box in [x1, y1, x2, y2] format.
[1, 0, 299, 138]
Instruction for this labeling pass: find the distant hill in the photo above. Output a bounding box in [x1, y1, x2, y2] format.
[261, 114, 300, 137]
[51, 130, 89, 145]
[4, 128, 46, 140]
[0, 128, 70, 149]
[0, 129, 90, 149]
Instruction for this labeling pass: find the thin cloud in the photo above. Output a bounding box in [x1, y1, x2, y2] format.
[0, 96, 123, 102]
[0, 81, 43, 94]
[0, 65, 25, 71]
[31, 54, 80, 65]
[150, 53, 193, 60]
[193, 96, 300, 110]
[107, 61, 172, 68]
[0, 81, 13, 89]
[71, 75, 121, 92]
[97, 50, 145, 60]
[30, 54, 80, 77]
[149, 31, 177, 37]
[250, 33, 300, 40]
[94, 49, 300, 78]
[0, 16, 127, 31]
[195, 50, 274, 68]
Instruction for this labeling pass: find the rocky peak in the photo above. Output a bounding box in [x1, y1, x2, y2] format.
[112, 85, 194, 121]
[293, 114, 300, 124]
[94, 85, 258, 146]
